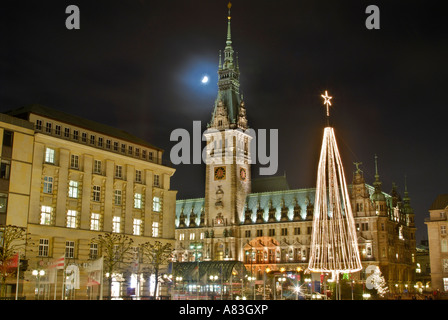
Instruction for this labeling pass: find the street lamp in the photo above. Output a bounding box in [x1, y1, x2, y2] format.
[209, 275, 218, 300]
[32, 269, 45, 300]
[278, 277, 286, 300]
[248, 276, 256, 299]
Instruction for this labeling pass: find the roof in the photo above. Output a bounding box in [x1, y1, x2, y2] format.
[429, 194, 448, 210]
[4, 104, 163, 151]
[251, 175, 290, 193]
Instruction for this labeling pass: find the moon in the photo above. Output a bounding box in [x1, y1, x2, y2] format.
[201, 75, 209, 84]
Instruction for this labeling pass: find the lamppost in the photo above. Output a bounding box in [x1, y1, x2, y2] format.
[32, 269, 45, 300]
[248, 276, 256, 299]
[278, 277, 286, 300]
[190, 242, 202, 300]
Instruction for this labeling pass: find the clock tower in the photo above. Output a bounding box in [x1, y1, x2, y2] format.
[203, 2, 252, 261]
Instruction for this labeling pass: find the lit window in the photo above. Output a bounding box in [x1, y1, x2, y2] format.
[134, 219, 142, 236]
[92, 185, 101, 202]
[65, 241, 75, 258]
[68, 180, 79, 198]
[179, 233, 185, 241]
[442, 239, 448, 253]
[114, 190, 122, 205]
[190, 233, 195, 240]
[153, 196, 161, 212]
[152, 222, 159, 237]
[40, 206, 52, 225]
[38, 239, 49, 257]
[67, 210, 77, 228]
[43, 176, 53, 194]
[45, 148, 55, 164]
[113, 216, 121, 233]
[134, 193, 142, 209]
[91, 213, 100, 231]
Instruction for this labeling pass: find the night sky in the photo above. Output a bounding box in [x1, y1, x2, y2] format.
[1, 0, 447, 243]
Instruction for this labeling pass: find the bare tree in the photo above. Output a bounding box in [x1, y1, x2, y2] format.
[91, 232, 134, 299]
[140, 241, 173, 298]
[0, 225, 28, 298]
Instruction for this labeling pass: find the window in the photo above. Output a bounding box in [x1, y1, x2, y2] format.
[133, 219, 142, 236]
[65, 241, 75, 259]
[67, 210, 77, 228]
[152, 222, 159, 237]
[2, 130, 13, 146]
[92, 185, 101, 202]
[245, 230, 251, 238]
[114, 190, 122, 205]
[190, 233, 195, 240]
[90, 135, 95, 145]
[73, 130, 79, 140]
[134, 193, 142, 209]
[45, 122, 52, 133]
[70, 154, 79, 169]
[294, 227, 301, 235]
[115, 165, 122, 178]
[82, 132, 87, 142]
[153, 196, 161, 212]
[179, 233, 185, 241]
[98, 137, 103, 147]
[128, 145, 133, 155]
[442, 225, 447, 235]
[269, 229, 275, 236]
[142, 150, 147, 159]
[68, 181, 79, 198]
[121, 144, 126, 153]
[94, 160, 102, 174]
[442, 239, 448, 253]
[256, 229, 263, 237]
[106, 139, 111, 149]
[55, 125, 61, 136]
[112, 216, 121, 233]
[135, 170, 142, 183]
[90, 243, 98, 259]
[40, 205, 52, 225]
[135, 148, 140, 157]
[0, 160, 11, 180]
[113, 142, 119, 151]
[0, 193, 7, 214]
[154, 174, 160, 187]
[36, 119, 42, 130]
[149, 152, 154, 161]
[45, 148, 55, 164]
[281, 228, 288, 236]
[38, 239, 49, 257]
[91, 213, 100, 231]
[64, 127, 70, 138]
[307, 226, 312, 234]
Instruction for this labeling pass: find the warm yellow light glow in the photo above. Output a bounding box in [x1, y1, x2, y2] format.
[308, 126, 362, 274]
[321, 90, 332, 117]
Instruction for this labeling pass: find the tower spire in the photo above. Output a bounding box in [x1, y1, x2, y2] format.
[226, 1, 232, 46]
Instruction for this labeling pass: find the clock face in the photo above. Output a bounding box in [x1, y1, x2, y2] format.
[240, 167, 247, 181]
[214, 166, 226, 180]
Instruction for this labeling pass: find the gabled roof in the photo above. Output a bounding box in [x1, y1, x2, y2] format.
[429, 194, 448, 210]
[4, 104, 163, 151]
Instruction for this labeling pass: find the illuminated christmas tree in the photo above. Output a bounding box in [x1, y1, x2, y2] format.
[308, 91, 362, 279]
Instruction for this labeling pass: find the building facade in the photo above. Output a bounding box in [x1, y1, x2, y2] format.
[1, 105, 177, 299]
[425, 194, 448, 292]
[173, 4, 417, 298]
